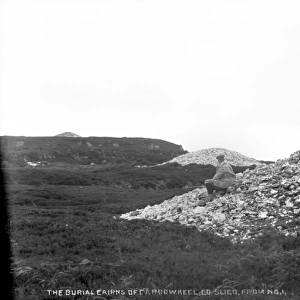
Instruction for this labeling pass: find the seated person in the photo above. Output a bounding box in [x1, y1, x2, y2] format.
[203, 154, 236, 202]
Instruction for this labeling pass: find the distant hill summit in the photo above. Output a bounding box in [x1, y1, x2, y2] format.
[55, 132, 81, 137]
[162, 147, 262, 167]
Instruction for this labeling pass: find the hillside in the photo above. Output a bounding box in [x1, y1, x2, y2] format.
[1, 136, 187, 166]
[6, 140, 300, 299]
[120, 150, 300, 242]
[162, 147, 262, 167]
[2, 137, 260, 190]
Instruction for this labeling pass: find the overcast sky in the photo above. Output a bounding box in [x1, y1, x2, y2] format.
[1, 0, 299, 160]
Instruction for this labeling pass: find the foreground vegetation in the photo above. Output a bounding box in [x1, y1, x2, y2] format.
[7, 178, 300, 300]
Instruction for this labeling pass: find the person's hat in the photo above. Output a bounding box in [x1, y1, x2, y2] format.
[216, 154, 225, 159]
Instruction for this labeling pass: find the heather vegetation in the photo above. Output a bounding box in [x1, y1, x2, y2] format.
[5, 163, 254, 190]
[5, 164, 300, 300]
[2, 137, 298, 300]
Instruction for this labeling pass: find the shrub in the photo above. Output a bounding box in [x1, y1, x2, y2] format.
[143, 182, 156, 189]
[166, 178, 185, 189]
[25, 151, 40, 161]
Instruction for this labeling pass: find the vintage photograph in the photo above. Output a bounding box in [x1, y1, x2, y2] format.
[1, 1, 300, 299]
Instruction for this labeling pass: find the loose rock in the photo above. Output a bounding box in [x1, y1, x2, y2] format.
[120, 150, 300, 242]
[159, 148, 263, 167]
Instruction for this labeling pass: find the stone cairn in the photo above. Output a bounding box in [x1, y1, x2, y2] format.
[159, 148, 262, 167]
[120, 150, 300, 243]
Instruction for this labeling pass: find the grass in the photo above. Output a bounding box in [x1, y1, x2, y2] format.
[5, 162, 254, 190]
[4, 164, 300, 300]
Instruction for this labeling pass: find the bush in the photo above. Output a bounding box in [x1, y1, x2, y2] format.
[166, 178, 185, 189]
[130, 181, 141, 190]
[143, 182, 156, 189]
[25, 151, 40, 161]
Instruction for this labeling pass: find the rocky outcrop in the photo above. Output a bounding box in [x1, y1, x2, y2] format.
[120, 150, 300, 242]
[161, 148, 262, 167]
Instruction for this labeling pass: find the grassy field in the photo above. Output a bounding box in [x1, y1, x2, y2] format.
[5, 165, 300, 300]
[5, 162, 256, 190]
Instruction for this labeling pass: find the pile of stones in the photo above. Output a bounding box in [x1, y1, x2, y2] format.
[160, 148, 262, 167]
[120, 150, 300, 242]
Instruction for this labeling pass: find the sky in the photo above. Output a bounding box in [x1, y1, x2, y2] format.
[1, 0, 300, 161]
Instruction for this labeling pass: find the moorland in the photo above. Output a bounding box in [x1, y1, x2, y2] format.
[2, 136, 300, 300]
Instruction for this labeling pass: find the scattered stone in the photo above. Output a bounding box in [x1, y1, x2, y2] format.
[16, 141, 24, 147]
[26, 161, 49, 167]
[79, 259, 92, 265]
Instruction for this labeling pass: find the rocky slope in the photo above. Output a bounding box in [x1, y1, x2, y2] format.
[161, 148, 262, 167]
[120, 150, 300, 242]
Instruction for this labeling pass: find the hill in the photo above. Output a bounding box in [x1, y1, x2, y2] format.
[161, 147, 263, 166]
[1, 136, 187, 166]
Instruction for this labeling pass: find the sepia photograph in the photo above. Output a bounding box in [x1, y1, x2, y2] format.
[1, 0, 300, 299]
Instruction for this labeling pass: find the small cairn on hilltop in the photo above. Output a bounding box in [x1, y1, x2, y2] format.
[55, 132, 81, 137]
[120, 150, 300, 242]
